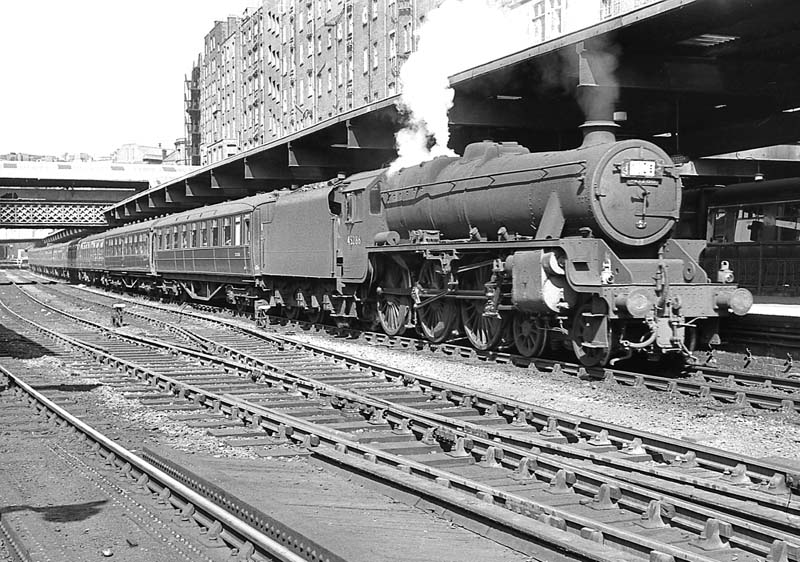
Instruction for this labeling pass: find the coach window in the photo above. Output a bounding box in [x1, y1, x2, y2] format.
[234, 216, 242, 245]
[243, 216, 251, 243]
[200, 222, 208, 247]
[191, 223, 198, 247]
[173, 226, 179, 249]
[223, 217, 232, 245]
[181, 225, 188, 248]
[211, 220, 220, 246]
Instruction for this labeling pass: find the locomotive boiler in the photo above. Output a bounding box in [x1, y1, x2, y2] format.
[28, 121, 752, 367]
[360, 120, 752, 366]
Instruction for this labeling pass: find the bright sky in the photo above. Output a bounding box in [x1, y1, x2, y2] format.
[0, 1, 258, 157]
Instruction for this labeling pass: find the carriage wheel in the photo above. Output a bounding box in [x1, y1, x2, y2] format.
[460, 267, 503, 351]
[416, 261, 458, 343]
[512, 312, 547, 357]
[377, 264, 410, 336]
[570, 303, 613, 367]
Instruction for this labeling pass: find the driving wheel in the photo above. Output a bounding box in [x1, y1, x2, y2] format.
[377, 263, 410, 336]
[416, 261, 458, 343]
[460, 266, 503, 350]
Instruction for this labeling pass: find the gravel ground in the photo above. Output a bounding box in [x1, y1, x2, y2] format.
[283, 329, 800, 462]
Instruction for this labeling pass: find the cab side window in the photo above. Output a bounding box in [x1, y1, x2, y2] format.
[345, 191, 363, 224]
[369, 183, 382, 215]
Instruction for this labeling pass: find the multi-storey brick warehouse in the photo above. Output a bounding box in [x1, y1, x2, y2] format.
[189, 0, 660, 165]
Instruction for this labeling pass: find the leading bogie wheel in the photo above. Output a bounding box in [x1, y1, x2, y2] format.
[570, 303, 613, 367]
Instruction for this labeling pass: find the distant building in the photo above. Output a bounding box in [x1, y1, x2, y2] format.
[111, 142, 188, 165]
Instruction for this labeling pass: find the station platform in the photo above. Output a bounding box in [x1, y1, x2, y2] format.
[749, 303, 800, 317]
[750, 296, 800, 318]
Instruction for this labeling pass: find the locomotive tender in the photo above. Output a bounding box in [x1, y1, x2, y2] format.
[29, 121, 752, 366]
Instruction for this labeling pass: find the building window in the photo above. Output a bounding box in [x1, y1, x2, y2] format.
[327, 68, 332, 91]
[362, 6, 368, 24]
[373, 42, 378, 68]
[372, 0, 378, 18]
[337, 22, 343, 40]
[363, 48, 369, 73]
[337, 62, 343, 86]
[389, 31, 396, 58]
[327, 28, 332, 48]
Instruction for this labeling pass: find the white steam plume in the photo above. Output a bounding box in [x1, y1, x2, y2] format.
[390, 0, 539, 173]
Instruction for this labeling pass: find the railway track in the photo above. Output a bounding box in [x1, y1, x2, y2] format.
[2, 282, 798, 562]
[51, 280, 800, 413]
[0, 363, 319, 562]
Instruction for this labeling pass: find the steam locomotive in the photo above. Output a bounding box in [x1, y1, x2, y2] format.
[28, 121, 752, 366]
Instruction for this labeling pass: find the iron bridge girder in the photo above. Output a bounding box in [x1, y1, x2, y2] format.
[0, 201, 109, 227]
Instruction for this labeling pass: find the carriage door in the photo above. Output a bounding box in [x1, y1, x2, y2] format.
[148, 230, 157, 275]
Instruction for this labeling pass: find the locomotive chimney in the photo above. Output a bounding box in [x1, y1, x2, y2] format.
[576, 43, 618, 147]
